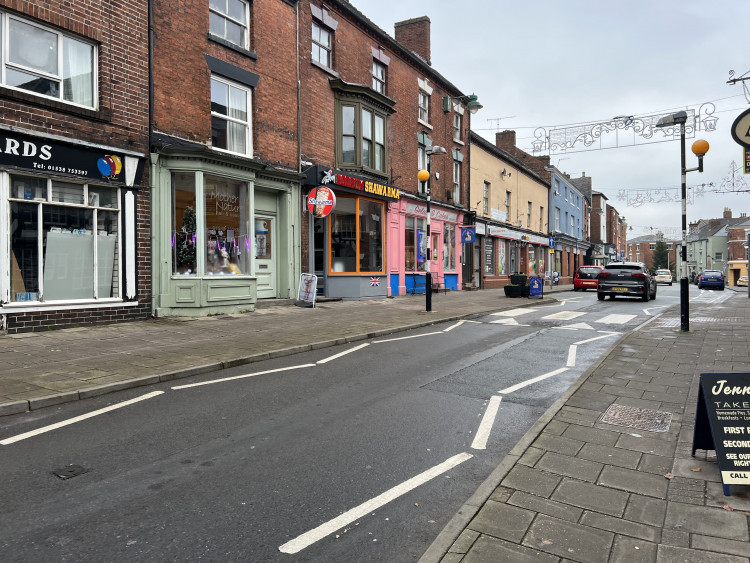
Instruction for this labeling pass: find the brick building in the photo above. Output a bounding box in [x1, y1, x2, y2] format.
[299, 3, 477, 297]
[0, 0, 150, 333]
[150, 0, 303, 316]
[625, 233, 679, 272]
[726, 219, 750, 284]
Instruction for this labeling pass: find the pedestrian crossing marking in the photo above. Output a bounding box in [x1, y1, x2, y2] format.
[595, 314, 636, 325]
[557, 322, 595, 330]
[542, 311, 586, 321]
[491, 309, 534, 317]
[489, 318, 529, 326]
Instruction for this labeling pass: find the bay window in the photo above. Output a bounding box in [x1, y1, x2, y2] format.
[335, 95, 390, 174]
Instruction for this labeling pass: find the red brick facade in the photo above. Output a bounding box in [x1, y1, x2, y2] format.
[1, 0, 151, 333]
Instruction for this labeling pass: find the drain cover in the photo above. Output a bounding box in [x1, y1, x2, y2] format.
[52, 464, 89, 480]
[600, 404, 672, 433]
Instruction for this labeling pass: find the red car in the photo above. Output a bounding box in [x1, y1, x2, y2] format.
[574, 265, 604, 291]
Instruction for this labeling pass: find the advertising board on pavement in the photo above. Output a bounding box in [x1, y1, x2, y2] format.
[692, 373, 750, 495]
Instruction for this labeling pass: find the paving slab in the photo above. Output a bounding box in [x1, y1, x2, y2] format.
[656, 544, 749, 563]
[551, 478, 629, 517]
[466, 500, 535, 543]
[598, 465, 669, 499]
[610, 535, 658, 563]
[664, 502, 750, 542]
[522, 514, 614, 563]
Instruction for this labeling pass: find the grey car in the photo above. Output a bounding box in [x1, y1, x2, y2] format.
[597, 262, 657, 302]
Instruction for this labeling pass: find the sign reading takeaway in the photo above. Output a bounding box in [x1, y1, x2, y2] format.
[693, 373, 750, 496]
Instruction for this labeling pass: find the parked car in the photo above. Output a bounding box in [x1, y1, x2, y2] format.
[654, 269, 673, 286]
[738, 275, 748, 287]
[697, 270, 725, 290]
[597, 262, 657, 302]
[573, 265, 604, 291]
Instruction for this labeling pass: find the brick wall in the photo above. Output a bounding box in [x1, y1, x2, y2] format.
[0, 1, 151, 333]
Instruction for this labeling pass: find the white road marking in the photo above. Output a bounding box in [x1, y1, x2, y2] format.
[567, 345, 577, 367]
[573, 333, 620, 345]
[443, 321, 465, 332]
[317, 343, 369, 364]
[373, 331, 443, 343]
[0, 391, 164, 446]
[565, 322, 595, 330]
[489, 318, 529, 326]
[471, 396, 502, 450]
[595, 314, 636, 325]
[498, 367, 569, 394]
[491, 308, 534, 317]
[643, 305, 668, 316]
[552, 327, 580, 331]
[172, 364, 315, 390]
[278, 452, 473, 554]
[542, 311, 586, 321]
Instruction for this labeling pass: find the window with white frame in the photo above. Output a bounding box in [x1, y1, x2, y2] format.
[372, 60, 386, 94]
[418, 144, 427, 192]
[209, 0, 249, 49]
[453, 113, 461, 141]
[2, 12, 96, 108]
[715, 252, 722, 260]
[539, 206, 544, 231]
[505, 190, 511, 220]
[649, 243, 656, 250]
[452, 160, 461, 203]
[7, 175, 121, 302]
[570, 214, 575, 234]
[555, 208, 560, 231]
[483, 181, 489, 214]
[418, 89, 429, 123]
[527, 202, 532, 227]
[312, 21, 332, 68]
[211, 75, 251, 156]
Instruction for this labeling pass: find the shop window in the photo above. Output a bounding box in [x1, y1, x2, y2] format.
[2, 12, 96, 108]
[8, 175, 120, 302]
[498, 240, 507, 275]
[330, 196, 383, 274]
[443, 224, 456, 271]
[171, 172, 251, 277]
[483, 237, 494, 275]
[211, 75, 252, 156]
[209, 0, 250, 49]
[405, 215, 426, 272]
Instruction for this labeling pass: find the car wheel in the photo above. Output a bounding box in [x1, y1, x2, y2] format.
[721, 286, 725, 291]
[642, 288, 649, 302]
[669, 282, 672, 286]
[598, 293, 605, 301]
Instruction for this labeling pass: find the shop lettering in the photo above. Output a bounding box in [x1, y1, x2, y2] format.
[731, 473, 749, 478]
[712, 380, 750, 396]
[2, 137, 52, 160]
[325, 172, 399, 200]
[714, 402, 750, 409]
[364, 181, 399, 200]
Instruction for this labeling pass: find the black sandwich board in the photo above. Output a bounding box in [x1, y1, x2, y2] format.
[692, 373, 750, 496]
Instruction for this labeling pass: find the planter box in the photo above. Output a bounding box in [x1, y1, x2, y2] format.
[504, 284, 522, 298]
[510, 274, 527, 285]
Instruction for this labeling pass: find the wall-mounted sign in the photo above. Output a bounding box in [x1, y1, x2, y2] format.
[405, 202, 458, 223]
[461, 227, 475, 243]
[731, 108, 750, 149]
[693, 373, 750, 496]
[307, 187, 336, 217]
[321, 169, 399, 200]
[0, 130, 144, 187]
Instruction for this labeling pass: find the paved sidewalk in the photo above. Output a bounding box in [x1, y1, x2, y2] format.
[0, 284, 571, 415]
[422, 290, 750, 562]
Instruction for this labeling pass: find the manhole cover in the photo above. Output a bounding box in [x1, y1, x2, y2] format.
[600, 404, 672, 433]
[52, 464, 89, 480]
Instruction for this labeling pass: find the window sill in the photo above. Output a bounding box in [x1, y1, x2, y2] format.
[453, 139, 465, 146]
[208, 34, 258, 60]
[311, 59, 339, 78]
[0, 86, 112, 122]
[418, 119, 432, 130]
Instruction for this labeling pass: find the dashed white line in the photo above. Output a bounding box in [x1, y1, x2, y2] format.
[317, 344, 369, 364]
[567, 345, 577, 367]
[498, 368, 569, 394]
[278, 452, 473, 554]
[542, 311, 587, 321]
[471, 396, 502, 450]
[172, 364, 315, 390]
[443, 321, 465, 332]
[0, 391, 164, 446]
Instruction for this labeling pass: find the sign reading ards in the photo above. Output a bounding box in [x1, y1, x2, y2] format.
[693, 373, 750, 495]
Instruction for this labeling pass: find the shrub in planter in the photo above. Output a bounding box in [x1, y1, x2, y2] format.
[510, 273, 527, 285]
[504, 284, 522, 298]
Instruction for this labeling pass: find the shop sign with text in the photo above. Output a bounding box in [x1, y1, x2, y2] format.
[405, 201, 458, 223]
[306, 187, 337, 217]
[321, 169, 399, 200]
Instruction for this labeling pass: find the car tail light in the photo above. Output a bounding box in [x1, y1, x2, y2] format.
[632, 273, 646, 279]
[598, 272, 610, 279]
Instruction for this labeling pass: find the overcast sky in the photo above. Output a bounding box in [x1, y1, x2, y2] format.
[351, 0, 750, 239]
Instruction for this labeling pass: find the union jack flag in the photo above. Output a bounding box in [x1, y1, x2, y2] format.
[369, 277, 381, 287]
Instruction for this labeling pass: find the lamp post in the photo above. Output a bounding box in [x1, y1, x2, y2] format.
[418, 145, 446, 312]
[656, 111, 709, 331]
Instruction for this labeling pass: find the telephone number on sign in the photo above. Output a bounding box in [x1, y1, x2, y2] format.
[32, 162, 88, 175]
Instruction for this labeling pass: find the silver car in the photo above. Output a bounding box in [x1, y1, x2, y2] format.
[597, 262, 657, 302]
[654, 269, 673, 286]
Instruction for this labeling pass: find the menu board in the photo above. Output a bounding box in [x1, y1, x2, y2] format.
[692, 373, 750, 496]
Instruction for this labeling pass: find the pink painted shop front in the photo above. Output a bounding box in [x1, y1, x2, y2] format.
[387, 197, 464, 296]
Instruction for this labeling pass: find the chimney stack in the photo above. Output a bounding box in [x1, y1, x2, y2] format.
[495, 130, 516, 150]
[394, 17, 431, 65]
[723, 207, 733, 219]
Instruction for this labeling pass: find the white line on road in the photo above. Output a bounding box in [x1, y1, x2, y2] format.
[373, 331, 443, 343]
[471, 396, 502, 450]
[443, 321, 465, 332]
[172, 364, 315, 390]
[491, 308, 534, 317]
[542, 311, 586, 321]
[0, 391, 164, 446]
[278, 452, 473, 554]
[498, 367, 569, 394]
[317, 344, 370, 364]
[567, 345, 577, 367]
[573, 333, 620, 346]
[595, 313, 636, 325]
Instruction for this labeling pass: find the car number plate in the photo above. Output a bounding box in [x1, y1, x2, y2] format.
[612, 287, 628, 291]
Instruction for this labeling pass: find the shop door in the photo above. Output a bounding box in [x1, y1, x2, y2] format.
[473, 243, 481, 288]
[255, 216, 276, 298]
